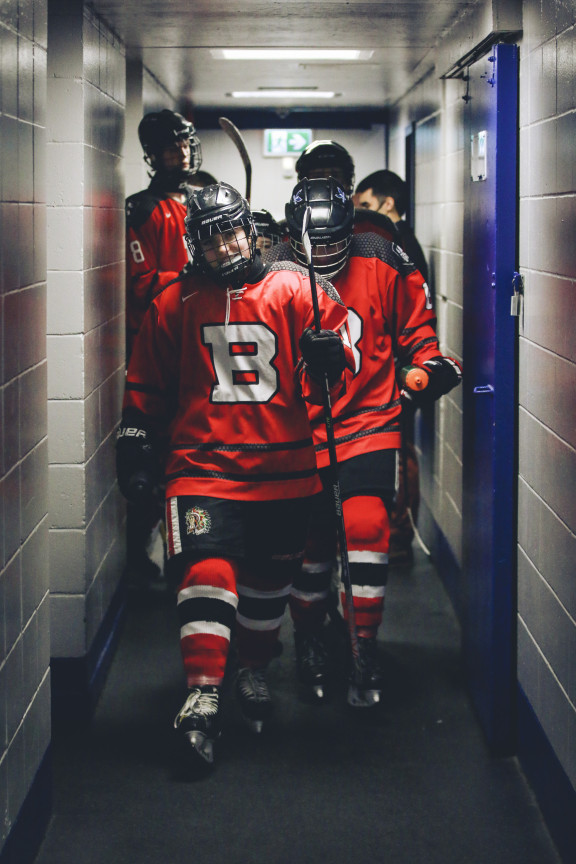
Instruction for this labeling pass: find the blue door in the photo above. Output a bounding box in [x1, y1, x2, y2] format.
[462, 44, 519, 754]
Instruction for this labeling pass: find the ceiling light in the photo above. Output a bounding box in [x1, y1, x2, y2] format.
[213, 49, 373, 61]
[229, 90, 337, 99]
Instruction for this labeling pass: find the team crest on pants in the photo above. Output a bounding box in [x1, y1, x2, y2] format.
[185, 506, 212, 535]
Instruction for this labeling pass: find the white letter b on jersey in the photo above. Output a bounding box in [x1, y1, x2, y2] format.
[202, 323, 279, 403]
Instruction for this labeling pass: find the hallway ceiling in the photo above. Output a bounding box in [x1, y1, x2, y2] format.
[92, 0, 477, 113]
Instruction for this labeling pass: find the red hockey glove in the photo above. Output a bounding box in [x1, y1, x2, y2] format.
[299, 327, 346, 386]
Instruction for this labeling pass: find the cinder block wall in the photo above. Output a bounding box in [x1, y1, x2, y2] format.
[46, 2, 126, 663]
[516, 3, 576, 795]
[386, 0, 576, 844]
[387, 73, 465, 568]
[0, 0, 51, 855]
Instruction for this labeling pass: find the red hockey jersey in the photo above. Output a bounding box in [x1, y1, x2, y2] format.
[125, 189, 189, 355]
[264, 232, 440, 467]
[123, 260, 352, 501]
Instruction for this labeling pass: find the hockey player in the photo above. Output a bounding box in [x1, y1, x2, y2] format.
[263, 178, 462, 707]
[294, 150, 432, 567]
[355, 169, 430, 563]
[354, 169, 429, 284]
[125, 109, 203, 359]
[123, 109, 203, 586]
[294, 139, 398, 245]
[252, 208, 285, 250]
[116, 183, 353, 771]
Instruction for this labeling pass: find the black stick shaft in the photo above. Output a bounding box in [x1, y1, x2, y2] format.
[301, 207, 361, 673]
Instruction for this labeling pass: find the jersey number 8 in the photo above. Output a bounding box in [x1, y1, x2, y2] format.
[129, 240, 145, 264]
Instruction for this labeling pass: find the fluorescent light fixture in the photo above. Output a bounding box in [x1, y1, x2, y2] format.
[230, 90, 337, 99]
[213, 49, 373, 61]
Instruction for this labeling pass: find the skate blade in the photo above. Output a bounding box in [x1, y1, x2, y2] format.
[347, 685, 381, 708]
[184, 730, 215, 765]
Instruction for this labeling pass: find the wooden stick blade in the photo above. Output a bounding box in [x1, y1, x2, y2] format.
[218, 116, 252, 201]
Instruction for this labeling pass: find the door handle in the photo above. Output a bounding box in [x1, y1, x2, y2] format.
[473, 384, 494, 394]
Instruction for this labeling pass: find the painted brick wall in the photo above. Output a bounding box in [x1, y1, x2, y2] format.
[387, 73, 465, 568]
[0, 0, 51, 853]
[517, 4, 576, 790]
[46, 3, 126, 659]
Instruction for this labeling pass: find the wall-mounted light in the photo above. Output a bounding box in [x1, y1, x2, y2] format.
[212, 49, 373, 61]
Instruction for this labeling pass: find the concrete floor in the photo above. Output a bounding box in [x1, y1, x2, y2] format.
[34, 549, 561, 864]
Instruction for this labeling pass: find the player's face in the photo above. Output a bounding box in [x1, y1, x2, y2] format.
[256, 234, 273, 250]
[310, 239, 350, 276]
[200, 227, 251, 270]
[356, 189, 382, 211]
[161, 138, 190, 172]
[304, 166, 352, 193]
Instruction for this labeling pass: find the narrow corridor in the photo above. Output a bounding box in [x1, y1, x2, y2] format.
[35, 551, 560, 864]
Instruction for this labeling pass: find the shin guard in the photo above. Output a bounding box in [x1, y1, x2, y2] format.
[177, 556, 239, 687]
[340, 495, 389, 639]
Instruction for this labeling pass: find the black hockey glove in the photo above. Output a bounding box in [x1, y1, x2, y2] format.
[299, 327, 346, 386]
[116, 414, 160, 507]
[402, 356, 462, 407]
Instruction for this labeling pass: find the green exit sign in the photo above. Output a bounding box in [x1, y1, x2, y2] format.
[263, 129, 313, 157]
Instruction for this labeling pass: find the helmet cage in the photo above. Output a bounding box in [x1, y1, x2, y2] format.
[185, 185, 257, 286]
[290, 235, 352, 279]
[187, 136, 203, 174]
[285, 177, 354, 279]
[252, 209, 284, 248]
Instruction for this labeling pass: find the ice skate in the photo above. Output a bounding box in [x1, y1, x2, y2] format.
[347, 636, 384, 708]
[235, 667, 273, 733]
[294, 628, 330, 702]
[174, 685, 221, 770]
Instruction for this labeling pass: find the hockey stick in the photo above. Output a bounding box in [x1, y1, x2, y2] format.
[218, 117, 252, 202]
[301, 206, 362, 680]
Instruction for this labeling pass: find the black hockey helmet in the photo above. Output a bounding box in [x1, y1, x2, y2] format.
[185, 183, 257, 286]
[252, 209, 284, 249]
[138, 109, 202, 174]
[285, 178, 354, 279]
[295, 140, 355, 194]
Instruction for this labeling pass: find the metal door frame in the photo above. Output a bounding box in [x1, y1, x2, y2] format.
[462, 43, 519, 754]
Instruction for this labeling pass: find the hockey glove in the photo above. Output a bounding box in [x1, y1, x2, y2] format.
[299, 327, 346, 386]
[116, 414, 160, 507]
[402, 356, 462, 407]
